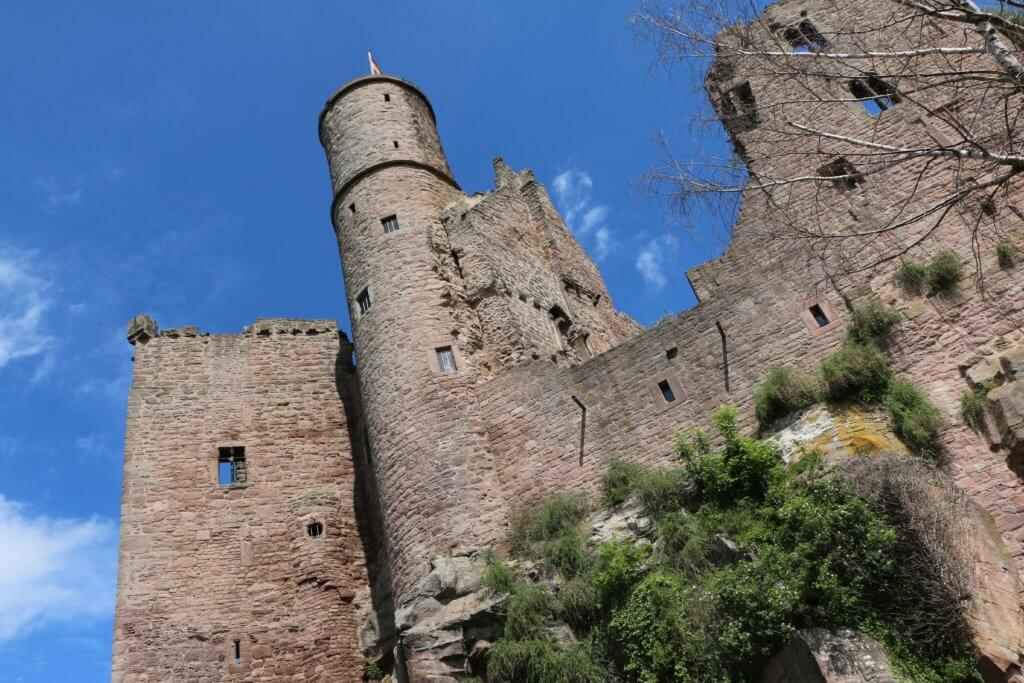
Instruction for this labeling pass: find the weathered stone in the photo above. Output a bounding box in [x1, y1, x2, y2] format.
[759, 628, 897, 683]
[588, 497, 653, 545]
[126, 313, 158, 345]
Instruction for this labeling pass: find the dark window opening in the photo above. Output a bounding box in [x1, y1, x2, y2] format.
[658, 380, 676, 403]
[981, 198, 997, 216]
[393, 140, 399, 148]
[549, 305, 568, 321]
[356, 288, 371, 315]
[348, 203, 356, 214]
[849, 73, 900, 116]
[306, 521, 324, 538]
[666, 346, 678, 360]
[783, 19, 828, 52]
[218, 447, 246, 486]
[721, 81, 759, 131]
[233, 640, 241, 665]
[383, 93, 390, 102]
[436, 346, 457, 374]
[381, 214, 400, 234]
[819, 157, 864, 192]
[809, 304, 830, 327]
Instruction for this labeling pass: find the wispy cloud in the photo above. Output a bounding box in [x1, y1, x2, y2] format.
[636, 238, 669, 290]
[0, 248, 54, 372]
[0, 496, 117, 641]
[552, 169, 616, 261]
[33, 176, 84, 212]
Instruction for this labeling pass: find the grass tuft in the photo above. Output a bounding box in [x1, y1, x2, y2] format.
[997, 243, 1017, 269]
[846, 297, 901, 346]
[926, 251, 962, 295]
[819, 343, 892, 403]
[885, 379, 944, 457]
[754, 366, 819, 431]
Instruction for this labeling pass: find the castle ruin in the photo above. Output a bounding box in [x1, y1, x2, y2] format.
[113, 0, 1024, 680]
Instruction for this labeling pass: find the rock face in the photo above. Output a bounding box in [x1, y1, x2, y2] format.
[772, 405, 908, 464]
[759, 628, 898, 683]
[964, 336, 1024, 479]
[391, 550, 506, 682]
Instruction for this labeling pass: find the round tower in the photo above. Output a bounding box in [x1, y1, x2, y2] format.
[319, 75, 506, 596]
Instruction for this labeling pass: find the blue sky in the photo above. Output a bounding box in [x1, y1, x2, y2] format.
[0, 2, 730, 680]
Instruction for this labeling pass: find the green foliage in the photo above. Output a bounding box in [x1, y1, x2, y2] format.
[997, 243, 1017, 269]
[885, 379, 944, 457]
[363, 660, 384, 681]
[480, 550, 518, 594]
[895, 260, 928, 293]
[510, 494, 590, 577]
[819, 342, 892, 403]
[753, 366, 819, 431]
[960, 389, 989, 430]
[602, 458, 646, 507]
[488, 638, 611, 683]
[846, 297, 901, 346]
[926, 250, 962, 295]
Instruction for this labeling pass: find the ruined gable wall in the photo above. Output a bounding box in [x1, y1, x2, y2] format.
[113, 319, 370, 682]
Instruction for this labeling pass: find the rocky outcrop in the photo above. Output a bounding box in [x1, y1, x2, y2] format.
[964, 334, 1024, 478]
[772, 405, 907, 464]
[759, 628, 898, 683]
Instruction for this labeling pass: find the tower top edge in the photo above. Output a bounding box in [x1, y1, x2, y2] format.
[318, 74, 437, 145]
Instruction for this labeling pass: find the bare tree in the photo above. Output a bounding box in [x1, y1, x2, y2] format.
[635, 0, 1024, 282]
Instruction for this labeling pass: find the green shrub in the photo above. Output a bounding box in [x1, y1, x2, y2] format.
[509, 494, 590, 577]
[997, 243, 1017, 269]
[589, 540, 649, 612]
[601, 458, 645, 507]
[364, 660, 385, 681]
[488, 638, 610, 683]
[754, 366, 819, 431]
[504, 582, 556, 640]
[819, 343, 892, 403]
[885, 379, 944, 457]
[926, 250, 962, 295]
[480, 550, 518, 594]
[846, 297, 901, 346]
[895, 260, 928, 293]
[960, 390, 989, 430]
[673, 428, 710, 463]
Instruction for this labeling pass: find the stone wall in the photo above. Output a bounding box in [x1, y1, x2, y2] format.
[112, 318, 372, 682]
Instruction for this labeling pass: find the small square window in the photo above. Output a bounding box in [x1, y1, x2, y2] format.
[384, 93, 390, 102]
[356, 288, 372, 315]
[658, 380, 676, 403]
[783, 19, 828, 52]
[721, 81, 758, 132]
[436, 346, 457, 374]
[306, 521, 324, 538]
[808, 304, 830, 327]
[393, 140, 399, 148]
[217, 447, 246, 486]
[381, 214, 400, 234]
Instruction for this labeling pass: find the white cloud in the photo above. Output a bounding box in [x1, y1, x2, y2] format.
[0, 496, 117, 641]
[0, 248, 53, 371]
[551, 169, 616, 261]
[636, 239, 668, 290]
[34, 176, 84, 211]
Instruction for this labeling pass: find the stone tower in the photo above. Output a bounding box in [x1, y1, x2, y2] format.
[318, 75, 509, 596]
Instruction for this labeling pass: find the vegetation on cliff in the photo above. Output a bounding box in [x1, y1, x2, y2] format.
[480, 406, 978, 683]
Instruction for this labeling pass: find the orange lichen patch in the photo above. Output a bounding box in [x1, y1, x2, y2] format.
[782, 405, 908, 464]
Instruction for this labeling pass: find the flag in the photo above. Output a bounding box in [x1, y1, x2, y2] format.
[368, 51, 382, 76]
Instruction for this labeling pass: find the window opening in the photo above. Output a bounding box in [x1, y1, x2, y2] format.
[783, 20, 828, 52]
[666, 346, 678, 360]
[436, 346, 457, 374]
[233, 640, 241, 665]
[393, 140, 399, 148]
[306, 521, 324, 538]
[658, 380, 676, 403]
[819, 157, 863, 192]
[383, 93, 390, 102]
[721, 81, 758, 131]
[849, 73, 900, 116]
[381, 214, 400, 234]
[348, 203, 356, 214]
[809, 304, 830, 327]
[217, 447, 246, 486]
[356, 288, 371, 315]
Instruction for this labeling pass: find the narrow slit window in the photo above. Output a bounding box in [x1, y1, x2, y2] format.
[819, 157, 864, 192]
[381, 214, 400, 234]
[383, 93, 390, 102]
[233, 640, 241, 665]
[809, 304, 830, 327]
[356, 288, 371, 315]
[393, 140, 399, 148]
[217, 447, 246, 486]
[436, 346, 457, 374]
[348, 202, 356, 214]
[306, 521, 324, 538]
[783, 19, 828, 52]
[658, 380, 676, 403]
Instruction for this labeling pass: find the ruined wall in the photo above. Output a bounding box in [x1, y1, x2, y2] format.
[476, 0, 1024, 589]
[112, 318, 371, 682]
